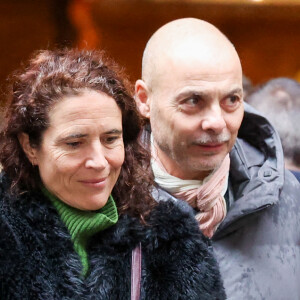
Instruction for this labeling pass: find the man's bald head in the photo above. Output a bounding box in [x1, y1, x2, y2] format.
[136, 18, 244, 180]
[142, 18, 241, 90]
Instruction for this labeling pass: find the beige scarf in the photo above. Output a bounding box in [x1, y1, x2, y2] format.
[151, 137, 229, 238]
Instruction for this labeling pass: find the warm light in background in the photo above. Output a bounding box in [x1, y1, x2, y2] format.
[173, 0, 300, 4]
[0, 0, 299, 88]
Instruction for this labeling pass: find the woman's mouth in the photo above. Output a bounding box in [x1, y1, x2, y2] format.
[79, 178, 107, 188]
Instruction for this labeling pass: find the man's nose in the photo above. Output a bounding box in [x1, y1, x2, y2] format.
[201, 106, 226, 133]
[85, 142, 108, 170]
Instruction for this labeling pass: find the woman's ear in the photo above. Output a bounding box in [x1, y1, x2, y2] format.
[18, 133, 38, 166]
[135, 79, 151, 119]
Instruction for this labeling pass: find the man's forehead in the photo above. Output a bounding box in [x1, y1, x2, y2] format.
[162, 33, 240, 67]
[143, 19, 242, 92]
[151, 52, 242, 93]
[175, 85, 243, 98]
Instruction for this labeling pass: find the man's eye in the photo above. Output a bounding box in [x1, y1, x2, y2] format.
[180, 95, 201, 109]
[178, 94, 202, 113]
[224, 95, 241, 107]
[185, 96, 200, 106]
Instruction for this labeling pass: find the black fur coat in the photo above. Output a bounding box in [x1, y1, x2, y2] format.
[0, 176, 225, 300]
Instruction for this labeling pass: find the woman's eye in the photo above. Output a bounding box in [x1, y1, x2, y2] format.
[104, 136, 119, 144]
[66, 141, 81, 148]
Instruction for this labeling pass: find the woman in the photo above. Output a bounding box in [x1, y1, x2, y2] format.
[0, 49, 225, 299]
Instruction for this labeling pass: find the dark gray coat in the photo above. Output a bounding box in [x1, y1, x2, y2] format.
[152, 103, 300, 300]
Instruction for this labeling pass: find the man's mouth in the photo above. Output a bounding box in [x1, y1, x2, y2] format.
[192, 142, 226, 152]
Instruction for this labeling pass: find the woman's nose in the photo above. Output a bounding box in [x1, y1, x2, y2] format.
[85, 142, 108, 170]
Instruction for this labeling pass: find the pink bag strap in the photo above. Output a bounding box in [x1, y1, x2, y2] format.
[131, 242, 142, 300]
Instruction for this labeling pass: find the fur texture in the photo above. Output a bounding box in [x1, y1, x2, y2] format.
[0, 175, 225, 300]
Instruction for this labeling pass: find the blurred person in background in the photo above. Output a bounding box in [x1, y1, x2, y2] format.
[135, 18, 300, 300]
[247, 77, 300, 182]
[0, 48, 225, 299]
[242, 74, 254, 99]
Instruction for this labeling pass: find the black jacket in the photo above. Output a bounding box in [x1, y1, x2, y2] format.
[0, 174, 225, 300]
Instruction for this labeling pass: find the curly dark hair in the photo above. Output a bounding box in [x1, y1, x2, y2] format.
[0, 48, 155, 220]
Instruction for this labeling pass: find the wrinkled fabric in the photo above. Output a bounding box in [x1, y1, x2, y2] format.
[150, 103, 300, 300]
[291, 170, 300, 182]
[152, 146, 229, 238]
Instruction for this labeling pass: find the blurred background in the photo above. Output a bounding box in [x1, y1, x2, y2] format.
[0, 0, 300, 104]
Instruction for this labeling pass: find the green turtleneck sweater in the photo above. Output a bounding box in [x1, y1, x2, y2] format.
[42, 187, 119, 277]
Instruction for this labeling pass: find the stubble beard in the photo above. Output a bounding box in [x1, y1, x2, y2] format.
[154, 131, 231, 179]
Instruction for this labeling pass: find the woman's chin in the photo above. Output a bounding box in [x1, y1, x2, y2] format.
[60, 195, 109, 211]
[81, 197, 109, 211]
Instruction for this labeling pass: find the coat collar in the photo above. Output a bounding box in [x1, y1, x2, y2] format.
[214, 103, 284, 238]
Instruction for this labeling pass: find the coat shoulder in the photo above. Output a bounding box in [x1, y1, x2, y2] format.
[136, 200, 226, 300]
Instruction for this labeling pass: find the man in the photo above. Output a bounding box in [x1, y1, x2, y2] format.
[247, 77, 300, 182]
[135, 18, 300, 300]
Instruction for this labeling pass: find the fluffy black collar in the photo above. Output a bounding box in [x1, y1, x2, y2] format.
[0, 175, 225, 299]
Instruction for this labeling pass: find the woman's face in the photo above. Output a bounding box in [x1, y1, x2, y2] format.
[28, 90, 124, 210]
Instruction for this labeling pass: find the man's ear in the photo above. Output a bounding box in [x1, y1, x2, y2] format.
[18, 133, 38, 166]
[135, 79, 151, 118]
